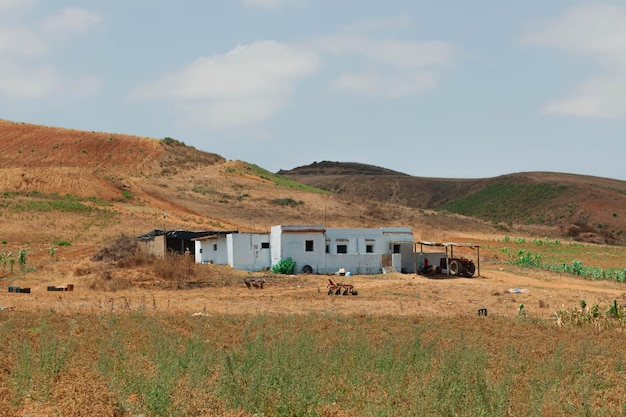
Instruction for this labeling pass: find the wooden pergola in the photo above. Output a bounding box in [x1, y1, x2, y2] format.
[414, 241, 481, 277]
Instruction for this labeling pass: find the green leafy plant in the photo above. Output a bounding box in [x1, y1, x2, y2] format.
[18, 249, 27, 270]
[607, 300, 623, 319]
[272, 257, 296, 275]
[270, 198, 303, 207]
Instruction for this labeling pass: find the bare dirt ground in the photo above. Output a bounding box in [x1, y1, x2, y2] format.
[1, 120, 625, 322]
[2, 259, 625, 321]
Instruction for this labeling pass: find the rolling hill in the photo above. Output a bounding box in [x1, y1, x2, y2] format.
[279, 161, 626, 245]
[4, 120, 626, 417]
[1, 119, 625, 254]
[2, 120, 495, 261]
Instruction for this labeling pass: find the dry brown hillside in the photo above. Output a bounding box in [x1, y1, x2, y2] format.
[280, 161, 626, 245]
[0, 120, 625, 330]
[4, 122, 626, 417]
[0, 120, 498, 260]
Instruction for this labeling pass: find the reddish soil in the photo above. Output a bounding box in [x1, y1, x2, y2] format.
[0, 120, 625, 321]
[2, 252, 625, 322]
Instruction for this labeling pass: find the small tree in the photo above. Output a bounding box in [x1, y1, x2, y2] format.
[272, 257, 296, 275]
[18, 249, 27, 271]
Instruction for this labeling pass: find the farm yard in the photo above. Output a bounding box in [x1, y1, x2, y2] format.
[1, 236, 626, 416]
[1, 120, 626, 416]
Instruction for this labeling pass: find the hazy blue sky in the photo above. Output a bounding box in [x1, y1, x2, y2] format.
[2, 0, 626, 180]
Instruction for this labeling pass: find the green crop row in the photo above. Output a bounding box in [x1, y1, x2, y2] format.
[501, 247, 626, 283]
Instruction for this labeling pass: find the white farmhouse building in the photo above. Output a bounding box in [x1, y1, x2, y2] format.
[193, 225, 415, 275]
[193, 232, 271, 272]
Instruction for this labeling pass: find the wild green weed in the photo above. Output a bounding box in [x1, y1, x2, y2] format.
[2, 313, 626, 416]
[270, 197, 303, 207]
[555, 300, 624, 327]
[271, 257, 296, 274]
[9, 339, 33, 407]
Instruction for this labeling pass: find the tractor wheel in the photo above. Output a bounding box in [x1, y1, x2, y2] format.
[463, 262, 476, 278]
[449, 259, 462, 276]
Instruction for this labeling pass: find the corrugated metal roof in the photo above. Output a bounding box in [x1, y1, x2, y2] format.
[137, 229, 238, 241]
[417, 241, 480, 248]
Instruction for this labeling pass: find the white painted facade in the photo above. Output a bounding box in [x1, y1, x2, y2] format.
[194, 225, 415, 275]
[269, 225, 415, 274]
[226, 233, 271, 272]
[194, 235, 229, 265]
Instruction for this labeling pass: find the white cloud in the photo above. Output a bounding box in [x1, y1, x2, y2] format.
[0, 6, 101, 100]
[0, 61, 57, 99]
[131, 40, 321, 128]
[242, 0, 298, 9]
[131, 18, 453, 128]
[316, 36, 452, 69]
[40, 8, 101, 40]
[177, 98, 283, 129]
[341, 15, 411, 35]
[542, 75, 626, 119]
[312, 34, 453, 98]
[332, 71, 437, 98]
[67, 75, 104, 98]
[0, 25, 48, 56]
[524, 5, 626, 118]
[0, 0, 34, 16]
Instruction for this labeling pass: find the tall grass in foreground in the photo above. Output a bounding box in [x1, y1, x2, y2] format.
[1, 312, 625, 416]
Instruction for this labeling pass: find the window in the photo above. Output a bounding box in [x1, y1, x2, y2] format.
[393, 244, 401, 254]
[261, 242, 270, 249]
[337, 244, 347, 254]
[305, 240, 314, 252]
[326, 244, 330, 254]
[213, 244, 218, 251]
[366, 244, 374, 253]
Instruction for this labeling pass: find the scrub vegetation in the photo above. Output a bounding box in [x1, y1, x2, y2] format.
[3, 120, 626, 415]
[1, 312, 625, 417]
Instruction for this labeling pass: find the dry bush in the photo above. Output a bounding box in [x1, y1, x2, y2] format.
[89, 270, 131, 292]
[73, 266, 91, 277]
[116, 249, 153, 268]
[151, 252, 196, 285]
[91, 234, 139, 262]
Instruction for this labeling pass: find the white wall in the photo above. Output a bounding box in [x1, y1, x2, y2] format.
[323, 254, 383, 274]
[195, 236, 229, 265]
[271, 225, 327, 273]
[416, 252, 447, 271]
[227, 233, 271, 272]
[271, 225, 414, 275]
[193, 225, 416, 275]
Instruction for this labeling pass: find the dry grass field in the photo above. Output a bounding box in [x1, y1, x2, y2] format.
[1, 120, 626, 416]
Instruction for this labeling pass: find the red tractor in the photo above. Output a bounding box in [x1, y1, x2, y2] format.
[437, 257, 476, 278]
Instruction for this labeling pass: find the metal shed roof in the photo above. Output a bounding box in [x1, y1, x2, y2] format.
[137, 229, 238, 241]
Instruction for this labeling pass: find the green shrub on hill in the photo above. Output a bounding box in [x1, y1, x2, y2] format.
[441, 180, 570, 225]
